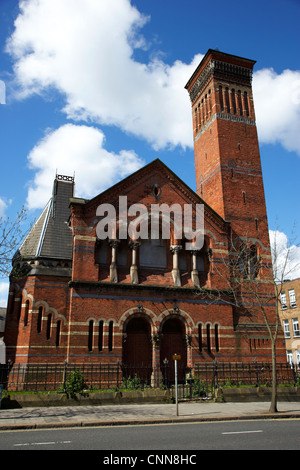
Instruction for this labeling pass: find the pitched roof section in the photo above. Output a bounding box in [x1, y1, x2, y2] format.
[20, 175, 74, 260]
[71, 158, 227, 228]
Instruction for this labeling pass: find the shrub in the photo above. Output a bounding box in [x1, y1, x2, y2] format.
[59, 368, 86, 398]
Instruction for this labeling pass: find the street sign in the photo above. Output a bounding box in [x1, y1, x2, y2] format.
[172, 354, 181, 361]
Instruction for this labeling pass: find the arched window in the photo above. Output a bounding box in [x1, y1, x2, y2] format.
[95, 240, 108, 265]
[46, 314, 52, 340]
[215, 324, 220, 352]
[225, 87, 230, 113]
[231, 89, 237, 114]
[37, 307, 43, 333]
[98, 320, 104, 352]
[117, 239, 128, 267]
[24, 300, 29, 326]
[88, 320, 94, 352]
[140, 239, 167, 268]
[206, 324, 211, 353]
[198, 323, 203, 353]
[108, 321, 113, 352]
[219, 85, 224, 111]
[243, 91, 249, 116]
[237, 90, 243, 115]
[56, 320, 61, 347]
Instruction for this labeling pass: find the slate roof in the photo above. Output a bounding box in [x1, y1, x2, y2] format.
[19, 176, 74, 261]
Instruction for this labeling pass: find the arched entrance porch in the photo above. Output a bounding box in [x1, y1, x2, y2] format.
[160, 317, 187, 383]
[122, 316, 152, 385]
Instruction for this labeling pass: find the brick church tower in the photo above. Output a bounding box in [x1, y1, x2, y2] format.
[185, 49, 270, 248]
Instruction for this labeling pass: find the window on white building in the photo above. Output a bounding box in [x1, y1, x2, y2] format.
[280, 292, 287, 309]
[286, 350, 293, 365]
[283, 319, 290, 338]
[289, 289, 296, 308]
[296, 350, 300, 366]
[292, 318, 300, 337]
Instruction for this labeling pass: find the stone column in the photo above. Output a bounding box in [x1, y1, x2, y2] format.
[185, 334, 193, 370]
[109, 239, 120, 283]
[150, 333, 162, 388]
[170, 245, 182, 287]
[190, 250, 200, 288]
[129, 240, 140, 284]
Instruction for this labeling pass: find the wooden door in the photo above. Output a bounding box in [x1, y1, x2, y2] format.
[122, 317, 152, 383]
[160, 318, 187, 383]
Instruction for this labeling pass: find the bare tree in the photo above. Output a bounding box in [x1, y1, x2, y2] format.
[196, 227, 299, 413]
[0, 207, 29, 279]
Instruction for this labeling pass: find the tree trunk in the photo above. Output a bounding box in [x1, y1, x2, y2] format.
[269, 339, 278, 413]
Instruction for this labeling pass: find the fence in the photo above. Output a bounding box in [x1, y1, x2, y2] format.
[0, 361, 299, 397]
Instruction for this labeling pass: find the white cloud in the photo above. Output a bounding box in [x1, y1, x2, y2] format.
[269, 229, 300, 282]
[0, 198, 8, 218]
[26, 124, 144, 209]
[6, 0, 199, 150]
[5, 0, 300, 155]
[0, 281, 9, 307]
[253, 69, 300, 156]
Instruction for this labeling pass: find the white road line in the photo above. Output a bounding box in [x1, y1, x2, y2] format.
[222, 430, 263, 435]
[13, 440, 71, 447]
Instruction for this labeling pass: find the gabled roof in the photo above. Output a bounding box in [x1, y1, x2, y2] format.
[17, 159, 228, 266]
[70, 158, 227, 228]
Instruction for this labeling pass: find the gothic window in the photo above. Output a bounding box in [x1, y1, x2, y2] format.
[24, 300, 29, 326]
[215, 324, 220, 352]
[46, 314, 52, 340]
[237, 90, 243, 115]
[37, 306, 42, 333]
[231, 88, 237, 114]
[196, 252, 205, 271]
[98, 320, 104, 351]
[198, 323, 203, 353]
[178, 249, 187, 271]
[108, 321, 113, 352]
[206, 324, 211, 353]
[95, 240, 108, 265]
[219, 85, 224, 111]
[56, 320, 61, 347]
[139, 239, 167, 268]
[243, 91, 249, 116]
[88, 320, 94, 351]
[117, 239, 128, 267]
[225, 87, 230, 113]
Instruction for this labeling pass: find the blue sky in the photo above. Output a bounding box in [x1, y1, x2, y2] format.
[0, 0, 300, 305]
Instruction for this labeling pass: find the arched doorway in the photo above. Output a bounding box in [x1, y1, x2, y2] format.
[160, 317, 187, 383]
[122, 317, 152, 385]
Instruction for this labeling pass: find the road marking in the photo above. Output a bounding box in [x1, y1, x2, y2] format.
[13, 440, 71, 447]
[222, 430, 263, 435]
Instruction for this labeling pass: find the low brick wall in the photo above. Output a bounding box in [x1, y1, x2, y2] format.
[1, 389, 171, 409]
[217, 387, 300, 403]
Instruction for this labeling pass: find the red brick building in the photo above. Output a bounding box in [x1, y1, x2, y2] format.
[4, 50, 286, 382]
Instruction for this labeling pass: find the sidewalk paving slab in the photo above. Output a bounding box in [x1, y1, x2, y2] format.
[1, 402, 300, 430]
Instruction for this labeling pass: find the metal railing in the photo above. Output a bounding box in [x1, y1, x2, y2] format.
[0, 360, 299, 396]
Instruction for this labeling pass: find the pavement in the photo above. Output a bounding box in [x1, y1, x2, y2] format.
[0, 401, 300, 430]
